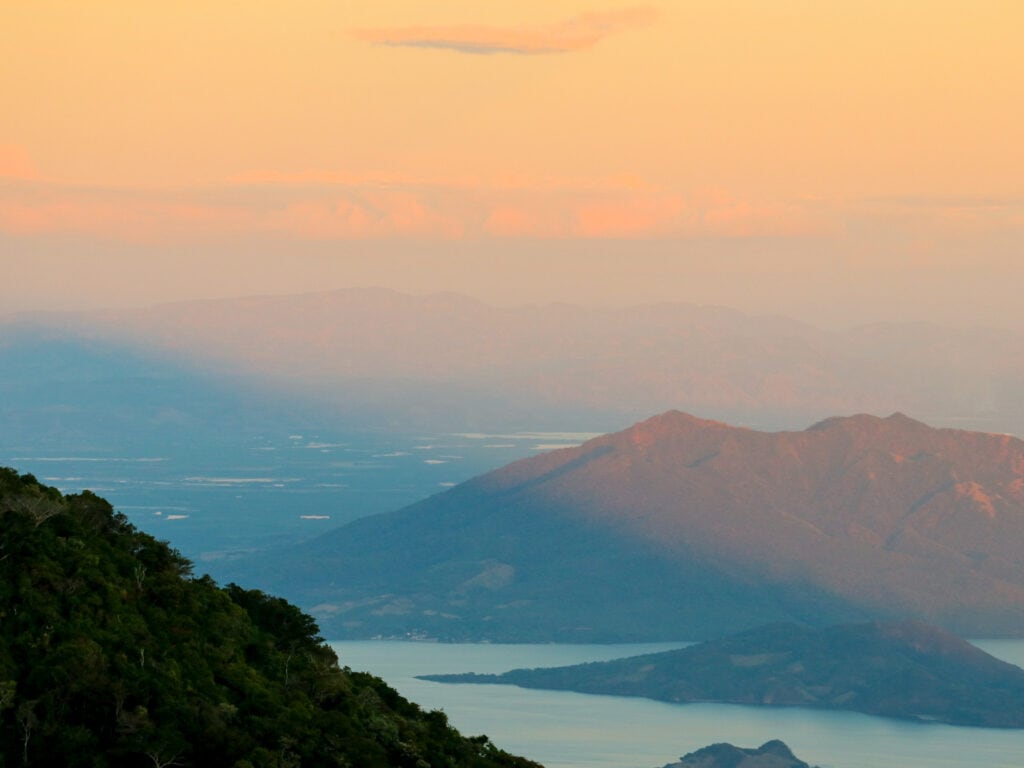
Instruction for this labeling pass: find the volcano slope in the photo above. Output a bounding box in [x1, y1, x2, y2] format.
[245, 411, 1024, 641]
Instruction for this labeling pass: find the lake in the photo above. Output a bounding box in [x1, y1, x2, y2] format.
[331, 640, 1024, 768]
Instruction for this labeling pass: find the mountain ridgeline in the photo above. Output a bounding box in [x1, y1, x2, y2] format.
[232, 411, 1024, 641]
[8, 288, 1024, 433]
[0, 468, 539, 768]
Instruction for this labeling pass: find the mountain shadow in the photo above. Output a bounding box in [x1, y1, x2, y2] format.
[231, 411, 1024, 641]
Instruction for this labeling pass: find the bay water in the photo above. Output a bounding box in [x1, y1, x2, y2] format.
[331, 639, 1024, 768]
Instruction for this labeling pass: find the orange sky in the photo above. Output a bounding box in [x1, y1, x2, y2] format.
[2, 1, 1022, 326]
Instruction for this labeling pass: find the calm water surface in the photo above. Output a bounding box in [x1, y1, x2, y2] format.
[331, 640, 1024, 768]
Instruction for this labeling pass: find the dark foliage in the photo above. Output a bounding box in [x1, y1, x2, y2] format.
[0, 468, 541, 767]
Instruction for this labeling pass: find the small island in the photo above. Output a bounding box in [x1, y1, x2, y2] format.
[421, 620, 1024, 728]
[662, 740, 817, 768]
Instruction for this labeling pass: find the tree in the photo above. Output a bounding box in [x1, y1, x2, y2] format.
[0, 468, 542, 768]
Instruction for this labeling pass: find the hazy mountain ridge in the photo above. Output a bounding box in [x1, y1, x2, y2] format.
[0, 326, 337, 451]
[7, 288, 1024, 433]
[230, 410, 1024, 641]
[421, 620, 1024, 728]
[0, 327, 567, 566]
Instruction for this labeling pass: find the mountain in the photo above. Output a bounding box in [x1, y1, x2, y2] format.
[662, 740, 815, 768]
[0, 326, 564, 567]
[0, 467, 539, 767]
[0, 327, 389, 564]
[8, 288, 1024, 434]
[0, 325, 342, 453]
[230, 411, 1024, 641]
[422, 620, 1024, 728]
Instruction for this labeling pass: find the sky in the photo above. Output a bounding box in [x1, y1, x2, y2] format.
[2, 1, 1022, 328]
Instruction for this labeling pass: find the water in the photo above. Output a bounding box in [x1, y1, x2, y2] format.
[2, 428, 597, 570]
[331, 640, 1024, 768]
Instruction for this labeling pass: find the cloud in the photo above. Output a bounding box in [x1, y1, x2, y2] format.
[0, 180, 465, 242]
[352, 7, 657, 55]
[483, 204, 567, 238]
[267, 191, 464, 240]
[698, 196, 831, 238]
[573, 193, 688, 237]
[0, 145, 39, 180]
[0, 195, 254, 242]
[13, 169, 1005, 248]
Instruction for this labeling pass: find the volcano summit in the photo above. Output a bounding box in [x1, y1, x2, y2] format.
[239, 411, 1024, 641]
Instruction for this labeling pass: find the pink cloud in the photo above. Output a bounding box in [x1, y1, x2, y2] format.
[0, 170, 885, 245]
[0, 200, 137, 238]
[0, 173, 468, 242]
[0, 181, 828, 242]
[266, 192, 463, 240]
[0, 189, 258, 243]
[483, 204, 567, 238]
[0, 145, 39, 180]
[268, 200, 374, 239]
[574, 193, 689, 237]
[353, 7, 657, 55]
[363, 190, 465, 238]
[700, 198, 828, 238]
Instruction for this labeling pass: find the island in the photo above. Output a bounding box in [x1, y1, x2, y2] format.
[662, 740, 817, 768]
[421, 620, 1024, 728]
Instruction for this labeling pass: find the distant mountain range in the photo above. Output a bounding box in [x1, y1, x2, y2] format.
[7, 287, 1024, 433]
[227, 410, 1024, 641]
[423, 620, 1024, 728]
[0, 328, 338, 454]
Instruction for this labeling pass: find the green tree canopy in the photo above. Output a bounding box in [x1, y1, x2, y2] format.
[0, 468, 541, 768]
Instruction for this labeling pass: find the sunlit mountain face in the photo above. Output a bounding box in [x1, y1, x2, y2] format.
[229, 410, 1024, 642]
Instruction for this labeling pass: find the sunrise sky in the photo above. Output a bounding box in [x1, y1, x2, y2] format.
[3, 1, 1022, 327]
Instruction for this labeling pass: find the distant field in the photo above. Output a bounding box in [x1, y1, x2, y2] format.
[2, 426, 591, 581]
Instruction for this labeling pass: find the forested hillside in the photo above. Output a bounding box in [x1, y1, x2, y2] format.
[0, 468, 539, 768]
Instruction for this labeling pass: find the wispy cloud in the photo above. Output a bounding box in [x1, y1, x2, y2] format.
[0, 182, 465, 243]
[352, 7, 657, 55]
[9, 170, 1022, 249]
